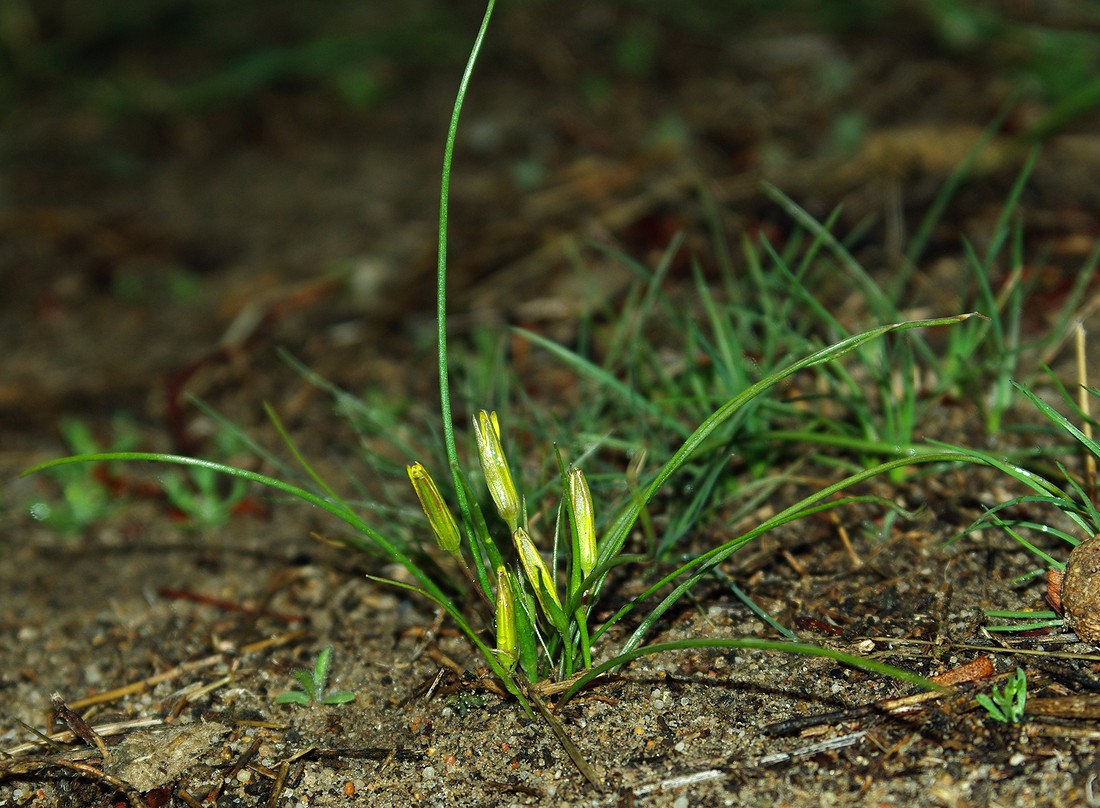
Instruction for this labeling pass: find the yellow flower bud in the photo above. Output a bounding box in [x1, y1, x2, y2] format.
[513, 527, 561, 616]
[407, 462, 461, 555]
[472, 410, 520, 532]
[568, 466, 597, 578]
[495, 565, 518, 671]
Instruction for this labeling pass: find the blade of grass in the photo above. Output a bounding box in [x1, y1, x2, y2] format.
[514, 327, 692, 439]
[903, 102, 1016, 273]
[600, 453, 975, 654]
[595, 314, 980, 585]
[1016, 382, 1100, 458]
[560, 638, 945, 704]
[437, 0, 496, 528]
[24, 450, 496, 668]
[763, 183, 899, 324]
[367, 573, 526, 705]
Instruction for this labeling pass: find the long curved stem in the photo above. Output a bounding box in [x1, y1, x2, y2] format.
[438, 0, 497, 513]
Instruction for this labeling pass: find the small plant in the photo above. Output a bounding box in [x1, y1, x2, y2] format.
[275, 647, 356, 707]
[159, 430, 254, 526]
[976, 667, 1027, 723]
[949, 345, 1100, 635]
[26, 417, 139, 534]
[160, 463, 251, 527]
[445, 691, 488, 717]
[28, 414, 257, 531]
[24, 0, 978, 720]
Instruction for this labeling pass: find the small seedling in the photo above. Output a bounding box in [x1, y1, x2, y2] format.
[975, 667, 1027, 723]
[22, 1, 978, 718]
[160, 463, 251, 527]
[27, 417, 139, 533]
[159, 427, 254, 527]
[445, 691, 488, 717]
[275, 647, 356, 706]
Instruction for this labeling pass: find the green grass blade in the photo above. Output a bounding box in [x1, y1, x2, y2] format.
[25, 451, 480, 643]
[980, 514, 1066, 569]
[559, 638, 945, 704]
[264, 403, 353, 513]
[600, 453, 974, 652]
[1016, 382, 1100, 458]
[453, 464, 504, 598]
[1042, 240, 1100, 356]
[514, 326, 691, 438]
[437, 0, 497, 533]
[1060, 467, 1100, 532]
[985, 609, 1059, 619]
[367, 573, 528, 708]
[903, 106, 1013, 272]
[708, 565, 798, 639]
[985, 620, 1063, 632]
[276, 348, 422, 468]
[187, 395, 301, 483]
[760, 235, 846, 339]
[982, 146, 1039, 268]
[596, 316, 979, 581]
[763, 183, 897, 322]
[622, 232, 686, 360]
[27, 451, 348, 517]
[928, 439, 1070, 500]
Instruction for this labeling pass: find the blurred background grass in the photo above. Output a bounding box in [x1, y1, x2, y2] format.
[3, 1, 1098, 123]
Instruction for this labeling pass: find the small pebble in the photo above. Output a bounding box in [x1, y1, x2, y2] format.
[1062, 535, 1100, 643]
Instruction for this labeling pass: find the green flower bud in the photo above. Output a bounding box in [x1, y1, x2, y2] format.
[472, 410, 520, 532]
[568, 466, 597, 578]
[407, 462, 461, 555]
[513, 527, 561, 616]
[495, 565, 518, 671]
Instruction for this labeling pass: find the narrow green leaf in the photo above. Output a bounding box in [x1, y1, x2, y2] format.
[559, 638, 944, 704]
[313, 647, 333, 692]
[275, 691, 311, 706]
[321, 691, 357, 705]
[514, 327, 690, 439]
[291, 670, 318, 701]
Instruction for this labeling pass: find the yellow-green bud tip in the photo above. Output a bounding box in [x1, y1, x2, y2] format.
[473, 410, 521, 532]
[513, 527, 562, 615]
[495, 565, 518, 671]
[569, 466, 597, 579]
[407, 462, 462, 555]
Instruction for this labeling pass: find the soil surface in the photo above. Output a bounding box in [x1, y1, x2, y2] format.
[4, 2, 1100, 806]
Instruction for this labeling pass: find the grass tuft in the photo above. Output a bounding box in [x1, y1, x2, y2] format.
[24, 1, 1050, 725]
